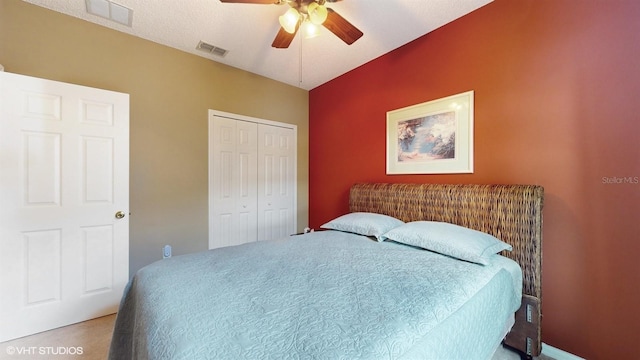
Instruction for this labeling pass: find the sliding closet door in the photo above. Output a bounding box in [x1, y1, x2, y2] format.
[209, 116, 258, 249]
[257, 124, 295, 241]
[209, 110, 297, 249]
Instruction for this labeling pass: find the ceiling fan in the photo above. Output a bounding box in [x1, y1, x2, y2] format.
[219, 0, 364, 48]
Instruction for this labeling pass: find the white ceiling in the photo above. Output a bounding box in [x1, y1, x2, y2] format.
[23, 0, 492, 90]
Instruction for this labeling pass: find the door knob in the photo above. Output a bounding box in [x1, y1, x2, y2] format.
[115, 211, 126, 219]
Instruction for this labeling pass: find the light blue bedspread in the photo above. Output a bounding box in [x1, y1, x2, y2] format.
[109, 231, 521, 360]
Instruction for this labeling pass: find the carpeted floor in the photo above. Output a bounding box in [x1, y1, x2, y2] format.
[0, 315, 555, 360]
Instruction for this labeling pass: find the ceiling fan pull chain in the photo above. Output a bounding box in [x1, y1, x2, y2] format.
[298, 33, 303, 87]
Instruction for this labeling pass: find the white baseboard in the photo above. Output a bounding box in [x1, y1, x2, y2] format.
[542, 343, 585, 360]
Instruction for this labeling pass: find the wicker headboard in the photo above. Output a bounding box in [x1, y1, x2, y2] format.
[349, 183, 544, 355]
[349, 183, 543, 298]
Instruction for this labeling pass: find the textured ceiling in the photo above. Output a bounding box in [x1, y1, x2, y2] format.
[23, 0, 492, 90]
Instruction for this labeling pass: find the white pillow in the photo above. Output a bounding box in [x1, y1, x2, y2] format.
[321, 212, 404, 242]
[382, 221, 512, 265]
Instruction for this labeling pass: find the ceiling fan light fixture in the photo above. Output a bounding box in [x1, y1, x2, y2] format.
[304, 21, 321, 39]
[307, 2, 328, 25]
[279, 8, 301, 34]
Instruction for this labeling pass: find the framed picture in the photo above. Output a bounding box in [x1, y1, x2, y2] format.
[386, 91, 474, 174]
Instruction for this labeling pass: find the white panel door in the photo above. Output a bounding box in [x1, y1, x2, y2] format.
[257, 124, 295, 241]
[209, 116, 258, 249]
[0, 72, 129, 342]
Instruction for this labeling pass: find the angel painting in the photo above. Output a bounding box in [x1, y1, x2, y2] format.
[397, 111, 456, 162]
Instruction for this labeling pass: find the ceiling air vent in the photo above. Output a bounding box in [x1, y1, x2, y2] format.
[85, 0, 133, 27]
[197, 41, 229, 58]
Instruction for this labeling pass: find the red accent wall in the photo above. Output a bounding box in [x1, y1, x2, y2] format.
[309, 0, 640, 358]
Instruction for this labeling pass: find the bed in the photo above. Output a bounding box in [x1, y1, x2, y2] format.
[109, 183, 543, 359]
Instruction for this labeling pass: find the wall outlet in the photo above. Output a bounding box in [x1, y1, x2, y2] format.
[162, 245, 172, 259]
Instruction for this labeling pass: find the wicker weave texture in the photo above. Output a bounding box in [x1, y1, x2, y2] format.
[349, 183, 544, 299]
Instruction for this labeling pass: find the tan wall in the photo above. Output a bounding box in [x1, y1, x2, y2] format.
[0, 0, 309, 276]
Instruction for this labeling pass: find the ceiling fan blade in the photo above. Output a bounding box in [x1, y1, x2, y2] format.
[219, 0, 277, 4]
[272, 25, 299, 48]
[323, 8, 363, 45]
